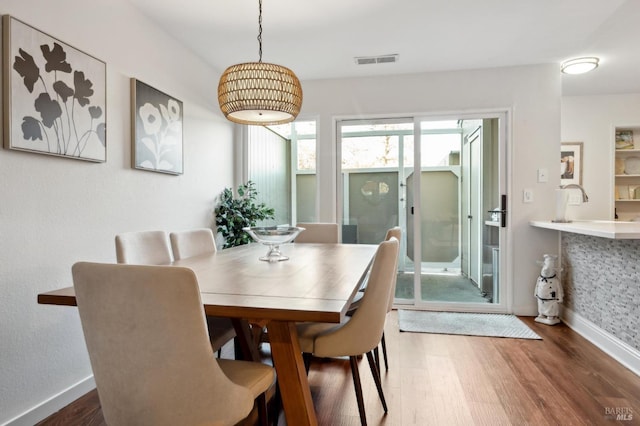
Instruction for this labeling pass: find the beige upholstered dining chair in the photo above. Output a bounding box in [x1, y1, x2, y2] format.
[294, 222, 339, 243]
[72, 262, 275, 426]
[170, 228, 236, 355]
[115, 230, 173, 264]
[170, 228, 217, 260]
[348, 226, 401, 373]
[296, 237, 399, 425]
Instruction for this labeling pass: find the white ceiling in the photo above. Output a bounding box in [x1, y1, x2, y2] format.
[127, 0, 640, 96]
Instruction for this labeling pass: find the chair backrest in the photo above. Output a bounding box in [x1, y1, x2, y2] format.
[72, 262, 254, 426]
[384, 226, 402, 312]
[313, 238, 399, 357]
[115, 231, 173, 265]
[170, 228, 217, 260]
[385, 226, 401, 243]
[294, 222, 339, 244]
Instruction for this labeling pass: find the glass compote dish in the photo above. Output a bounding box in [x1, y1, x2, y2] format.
[243, 226, 305, 262]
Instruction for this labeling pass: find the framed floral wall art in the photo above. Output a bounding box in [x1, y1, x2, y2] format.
[2, 15, 106, 162]
[131, 79, 183, 175]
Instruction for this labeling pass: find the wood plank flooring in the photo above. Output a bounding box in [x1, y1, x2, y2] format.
[37, 312, 640, 425]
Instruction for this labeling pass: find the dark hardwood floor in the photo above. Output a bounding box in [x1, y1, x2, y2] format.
[37, 312, 640, 425]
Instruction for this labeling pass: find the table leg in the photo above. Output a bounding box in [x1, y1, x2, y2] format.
[267, 320, 318, 426]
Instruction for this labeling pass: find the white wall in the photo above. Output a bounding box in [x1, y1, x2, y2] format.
[300, 65, 561, 315]
[562, 93, 640, 220]
[0, 0, 233, 423]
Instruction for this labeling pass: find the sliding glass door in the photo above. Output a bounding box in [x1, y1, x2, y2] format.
[338, 113, 507, 312]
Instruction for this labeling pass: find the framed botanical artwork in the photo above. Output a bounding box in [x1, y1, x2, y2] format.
[131, 79, 183, 175]
[561, 142, 583, 186]
[3, 15, 106, 161]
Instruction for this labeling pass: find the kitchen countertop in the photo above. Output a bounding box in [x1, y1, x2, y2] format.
[530, 220, 640, 239]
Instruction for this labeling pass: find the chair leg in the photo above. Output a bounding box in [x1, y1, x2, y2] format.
[381, 331, 389, 372]
[349, 356, 368, 426]
[257, 392, 268, 426]
[365, 351, 387, 413]
[372, 346, 381, 380]
[270, 380, 282, 425]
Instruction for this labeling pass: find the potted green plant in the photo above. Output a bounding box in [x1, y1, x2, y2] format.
[214, 181, 275, 249]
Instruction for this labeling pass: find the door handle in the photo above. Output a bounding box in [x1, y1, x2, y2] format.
[487, 195, 507, 227]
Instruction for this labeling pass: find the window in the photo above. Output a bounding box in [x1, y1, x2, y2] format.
[247, 120, 318, 225]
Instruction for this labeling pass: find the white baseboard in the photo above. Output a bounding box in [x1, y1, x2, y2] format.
[562, 308, 640, 377]
[3, 376, 95, 426]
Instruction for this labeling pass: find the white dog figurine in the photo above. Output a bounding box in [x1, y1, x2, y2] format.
[534, 254, 563, 325]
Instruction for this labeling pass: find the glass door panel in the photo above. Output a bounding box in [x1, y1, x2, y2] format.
[411, 116, 504, 309]
[406, 169, 459, 265]
[339, 119, 410, 300]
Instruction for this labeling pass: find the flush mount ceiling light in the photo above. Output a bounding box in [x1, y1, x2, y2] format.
[560, 57, 600, 75]
[217, 0, 302, 125]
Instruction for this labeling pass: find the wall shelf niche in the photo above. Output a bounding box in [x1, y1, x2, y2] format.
[614, 127, 640, 220]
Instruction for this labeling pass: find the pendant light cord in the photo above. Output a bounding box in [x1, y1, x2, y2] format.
[257, 0, 263, 62]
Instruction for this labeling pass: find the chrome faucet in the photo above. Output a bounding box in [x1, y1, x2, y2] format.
[560, 184, 589, 202]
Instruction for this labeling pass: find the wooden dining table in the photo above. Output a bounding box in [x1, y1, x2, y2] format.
[38, 242, 378, 426]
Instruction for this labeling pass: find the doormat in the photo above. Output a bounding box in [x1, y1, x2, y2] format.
[398, 310, 541, 340]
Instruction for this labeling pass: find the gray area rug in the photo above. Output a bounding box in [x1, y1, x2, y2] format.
[395, 273, 491, 303]
[398, 310, 542, 340]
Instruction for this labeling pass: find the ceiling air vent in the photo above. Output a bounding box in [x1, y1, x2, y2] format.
[354, 54, 399, 65]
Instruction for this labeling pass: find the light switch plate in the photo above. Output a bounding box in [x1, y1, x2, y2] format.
[523, 189, 534, 203]
[537, 168, 548, 183]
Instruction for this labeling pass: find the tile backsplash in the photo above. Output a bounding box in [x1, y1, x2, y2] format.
[561, 233, 639, 352]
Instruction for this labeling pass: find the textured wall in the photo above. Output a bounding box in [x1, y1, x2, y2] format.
[561, 233, 640, 351]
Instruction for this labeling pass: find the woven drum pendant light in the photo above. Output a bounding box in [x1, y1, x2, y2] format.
[218, 0, 302, 125]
